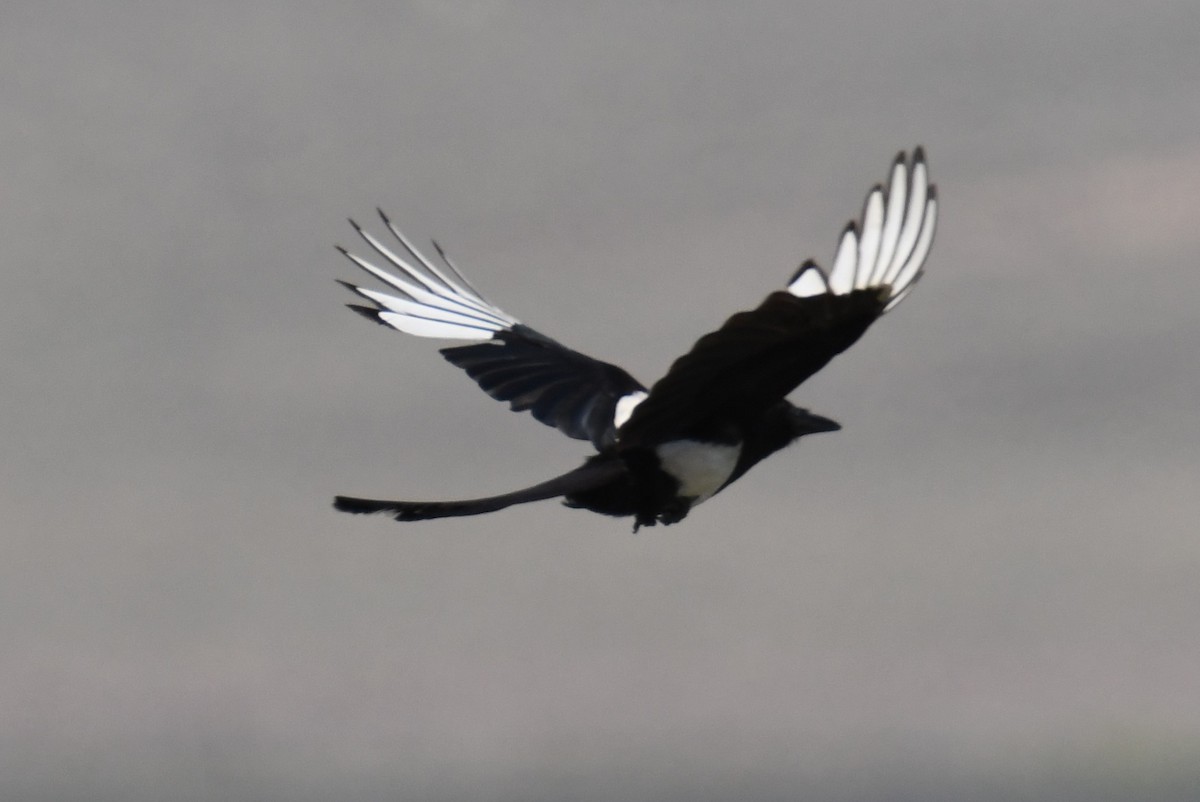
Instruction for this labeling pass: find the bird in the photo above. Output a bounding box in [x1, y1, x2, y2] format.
[333, 148, 937, 530]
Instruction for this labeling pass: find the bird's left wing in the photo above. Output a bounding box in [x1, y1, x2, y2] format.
[337, 211, 646, 448]
[618, 148, 937, 446]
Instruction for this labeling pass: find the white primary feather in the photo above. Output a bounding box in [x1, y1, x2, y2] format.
[871, 156, 909, 287]
[787, 262, 829, 298]
[786, 149, 936, 313]
[339, 213, 518, 340]
[828, 224, 858, 295]
[854, 188, 885, 290]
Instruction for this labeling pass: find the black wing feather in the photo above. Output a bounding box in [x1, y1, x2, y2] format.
[440, 324, 646, 448]
[618, 288, 887, 445]
[338, 216, 646, 447]
[618, 148, 936, 446]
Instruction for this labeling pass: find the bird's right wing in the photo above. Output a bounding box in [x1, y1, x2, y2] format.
[618, 148, 937, 446]
[337, 211, 646, 448]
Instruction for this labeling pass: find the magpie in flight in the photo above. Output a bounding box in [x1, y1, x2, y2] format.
[333, 148, 937, 530]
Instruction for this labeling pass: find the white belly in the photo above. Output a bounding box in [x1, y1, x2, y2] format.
[655, 439, 742, 504]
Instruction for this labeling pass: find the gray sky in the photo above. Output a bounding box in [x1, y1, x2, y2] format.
[4, 2, 1200, 800]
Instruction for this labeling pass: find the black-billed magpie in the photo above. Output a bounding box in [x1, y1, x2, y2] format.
[333, 148, 937, 530]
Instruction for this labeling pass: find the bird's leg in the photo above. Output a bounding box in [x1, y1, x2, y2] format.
[656, 498, 693, 526]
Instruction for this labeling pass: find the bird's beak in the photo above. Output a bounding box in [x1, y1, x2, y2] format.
[796, 411, 842, 434]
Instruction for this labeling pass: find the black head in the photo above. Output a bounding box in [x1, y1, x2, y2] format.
[719, 403, 842, 491]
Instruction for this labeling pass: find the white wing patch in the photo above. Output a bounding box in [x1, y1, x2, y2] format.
[338, 210, 519, 341]
[786, 149, 937, 313]
[613, 390, 648, 429]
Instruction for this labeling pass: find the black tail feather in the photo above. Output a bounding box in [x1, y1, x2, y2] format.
[332, 494, 522, 521]
[333, 458, 626, 522]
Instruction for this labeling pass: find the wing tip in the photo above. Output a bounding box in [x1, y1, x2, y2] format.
[786, 259, 830, 297]
[334, 211, 522, 337]
[345, 303, 389, 324]
[851, 147, 935, 303]
[786, 146, 935, 309]
[792, 257, 819, 276]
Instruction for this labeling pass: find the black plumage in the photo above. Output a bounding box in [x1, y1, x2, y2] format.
[333, 149, 937, 530]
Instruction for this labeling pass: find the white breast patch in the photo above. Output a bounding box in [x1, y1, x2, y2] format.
[655, 439, 742, 504]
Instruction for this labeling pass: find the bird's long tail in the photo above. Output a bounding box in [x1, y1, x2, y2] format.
[333, 458, 626, 522]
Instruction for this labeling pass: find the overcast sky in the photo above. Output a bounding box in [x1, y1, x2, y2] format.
[4, 3, 1200, 800]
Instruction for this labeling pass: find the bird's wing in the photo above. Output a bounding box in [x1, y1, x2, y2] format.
[618, 148, 937, 446]
[337, 210, 646, 448]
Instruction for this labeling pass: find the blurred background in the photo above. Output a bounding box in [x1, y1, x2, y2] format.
[4, 3, 1199, 800]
